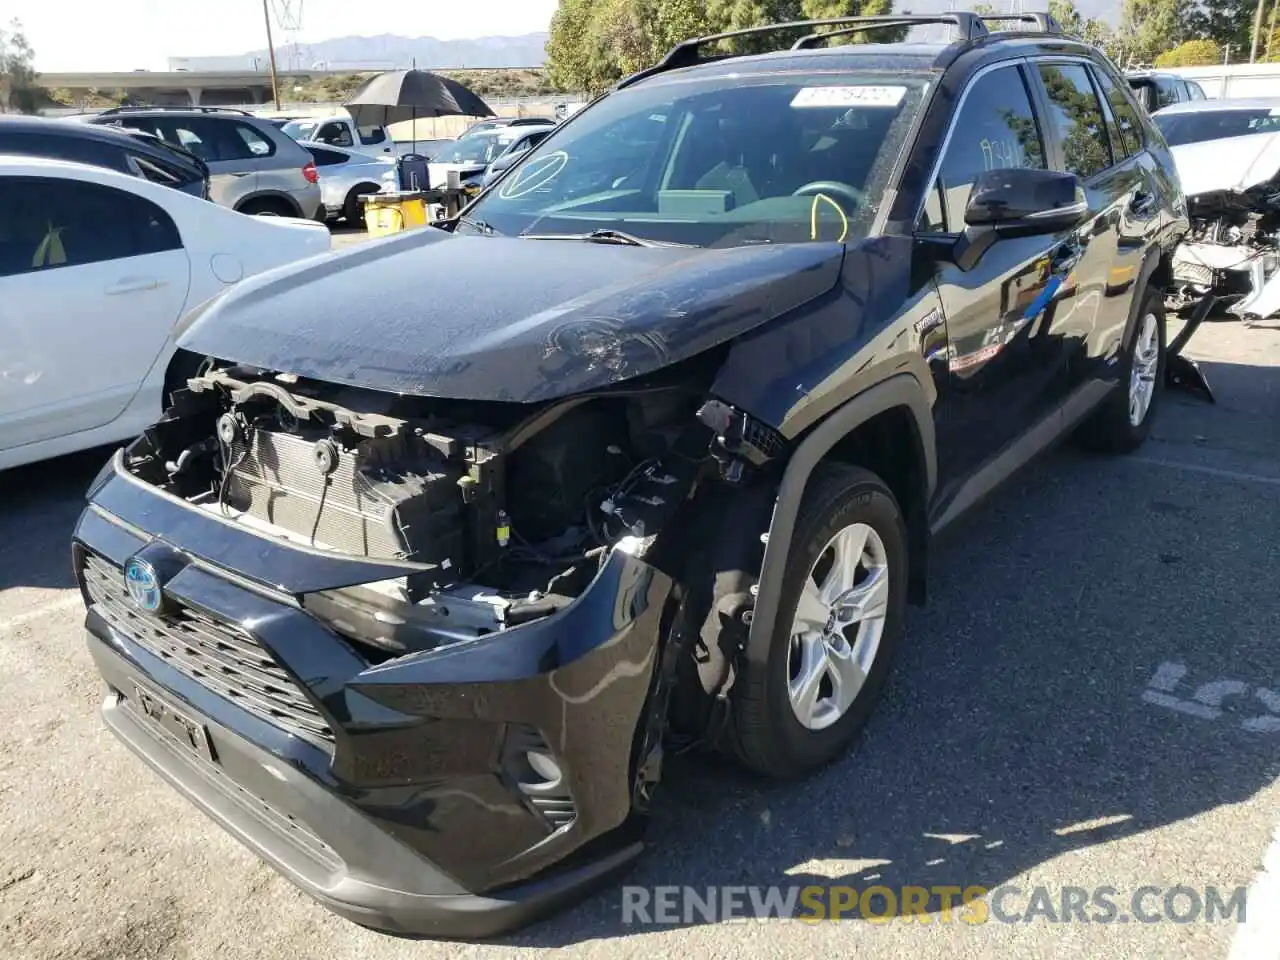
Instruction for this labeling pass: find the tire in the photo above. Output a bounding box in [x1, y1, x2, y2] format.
[343, 184, 379, 225]
[238, 197, 295, 218]
[1076, 286, 1166, 454]
[727, 463, 908, 779]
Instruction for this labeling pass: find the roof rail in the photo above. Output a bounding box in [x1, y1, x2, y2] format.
[618, 14, 988, 88]
[97, 105, 254, 116]
[976, 12, 1063, 34]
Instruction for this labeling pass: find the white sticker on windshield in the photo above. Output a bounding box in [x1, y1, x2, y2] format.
[791, 85, 907, 108]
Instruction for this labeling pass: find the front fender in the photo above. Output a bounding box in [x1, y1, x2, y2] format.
[745, 374, 937, 666]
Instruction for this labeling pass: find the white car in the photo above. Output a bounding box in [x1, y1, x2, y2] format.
[0, 155, 332, 471]
[1153, 98, 1280, 323]
[300, 142, 399, 221]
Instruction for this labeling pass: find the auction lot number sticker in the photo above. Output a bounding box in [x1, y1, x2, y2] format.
[790, 85, 908, 108]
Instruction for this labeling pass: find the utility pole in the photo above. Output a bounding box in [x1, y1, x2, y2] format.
[1252, 0, 1268, 62]
[262, 0, 282, 110]
[1269, 0, 1280, 62]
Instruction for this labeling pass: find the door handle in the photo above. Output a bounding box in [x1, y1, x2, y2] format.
[106, 277, 162, 295]
[229, 172, 253, 178]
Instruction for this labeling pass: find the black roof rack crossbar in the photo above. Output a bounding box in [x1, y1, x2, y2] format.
[790, 16, 981, 49]
[976, 12, 1063, 33]
[97, 105, 253, 116]
[618, 14, 988, 88]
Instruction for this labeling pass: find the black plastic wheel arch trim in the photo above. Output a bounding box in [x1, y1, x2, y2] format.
[744, 374, 936, 666]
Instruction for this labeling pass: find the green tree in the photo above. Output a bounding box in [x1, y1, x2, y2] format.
[1154, 37, 1224, 63]
[1185, 0, 1255, 55]
[546, 0, 898, 94]
[1115, 0, 1191, 66]
[0, 19, 39, 114]
[1050, 0, 1113, 48]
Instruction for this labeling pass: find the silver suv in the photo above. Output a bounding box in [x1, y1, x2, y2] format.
[91, 107, 322, 218]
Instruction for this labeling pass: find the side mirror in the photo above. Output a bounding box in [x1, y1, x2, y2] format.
[963, 167, 1088, 237]
[920, 168, 1088, 272]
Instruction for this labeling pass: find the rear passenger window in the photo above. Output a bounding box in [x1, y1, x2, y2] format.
[123, 117, 276, 162]
[1091, 67, 1143, 158]
[129, 153, 203, 188]
[1037, 63, 1112, 180]
[0, 176, 181, 277]
[921, 65, 1047, 232]
[2, 133, 125, 172]
[306, 146, 349, 166]
[235, 124, 274, 157]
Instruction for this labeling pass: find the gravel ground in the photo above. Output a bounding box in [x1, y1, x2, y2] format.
[1, 318, 1278, 960]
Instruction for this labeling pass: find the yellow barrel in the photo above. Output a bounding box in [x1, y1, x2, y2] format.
[362, 191, 429, 237]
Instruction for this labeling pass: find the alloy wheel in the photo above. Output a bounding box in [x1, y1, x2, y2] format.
[787, 522, 890, 731]
[1128, 312, 1160, 427]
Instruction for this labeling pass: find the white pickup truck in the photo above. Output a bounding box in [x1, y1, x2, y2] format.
[279, 115, 452, 160]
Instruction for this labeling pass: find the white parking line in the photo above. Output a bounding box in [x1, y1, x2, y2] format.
[0, 593, 83, 634]
[1127, 455, 1280, 487]
[1227, 824, 1280, 960]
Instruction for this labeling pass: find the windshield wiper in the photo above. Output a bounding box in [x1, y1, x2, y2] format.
[520, 229, 689, 248]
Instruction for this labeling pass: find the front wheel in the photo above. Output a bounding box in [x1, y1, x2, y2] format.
[727, 463, 907, 779]
[1076, 287, 1166, 454]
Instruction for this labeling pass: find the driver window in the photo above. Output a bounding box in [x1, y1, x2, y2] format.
[318, 121, 353, 148]
[920, 66, 1047, 233]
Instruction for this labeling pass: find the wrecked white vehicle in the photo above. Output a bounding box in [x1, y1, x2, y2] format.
[1155, 99, 1280, 325]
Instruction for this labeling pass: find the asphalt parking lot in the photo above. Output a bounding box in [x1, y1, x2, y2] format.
[2, 316, 1278, 960]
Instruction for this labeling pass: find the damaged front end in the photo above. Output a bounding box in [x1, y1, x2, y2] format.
[75, 352, 781, 935]
[1171, 182, 1280, 326]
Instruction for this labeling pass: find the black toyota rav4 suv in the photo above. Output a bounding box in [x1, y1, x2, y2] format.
[74, 13, 1193, 939]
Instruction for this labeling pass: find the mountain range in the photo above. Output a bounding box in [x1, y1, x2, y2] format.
[184, 1, 1121, 73]
[177, 33, 551, 72]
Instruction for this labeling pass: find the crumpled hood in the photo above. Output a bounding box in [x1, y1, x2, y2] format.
[1171, 132, 1280, 196]
[175, 229, 845, 402]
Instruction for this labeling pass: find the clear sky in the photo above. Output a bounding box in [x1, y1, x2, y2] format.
[8, 0, 561, 71]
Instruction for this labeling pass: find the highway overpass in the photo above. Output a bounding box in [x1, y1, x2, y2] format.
[36, 66, 534, 107]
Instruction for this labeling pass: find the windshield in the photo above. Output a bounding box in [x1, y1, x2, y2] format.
[458, 120, 506, 140]
[281, 119, 319, 141]
[1154, 108, 1280, 146]
[465, 72, 931, 247]
[436, 133, 509, 164]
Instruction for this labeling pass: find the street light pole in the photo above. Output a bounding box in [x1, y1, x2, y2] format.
[262, 0, 282, 110]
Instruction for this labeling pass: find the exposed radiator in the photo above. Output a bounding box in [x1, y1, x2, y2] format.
[224, 427, 464, 566]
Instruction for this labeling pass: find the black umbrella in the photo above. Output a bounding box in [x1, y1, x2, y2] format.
[344, 70, 496, 128]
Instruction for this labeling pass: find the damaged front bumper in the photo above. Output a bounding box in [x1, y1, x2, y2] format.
[74, 451, 673, 938]
[1173, 241, 1280, 325]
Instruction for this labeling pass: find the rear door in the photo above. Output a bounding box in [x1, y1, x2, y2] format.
[0, 174, 191, 449]
[113, 115, 253, 206]
[921, 62, 1080, 485]
[1025, 60, 1130, 397]
[127, 117, 281, 208]
[1086, 62, 1166, 364]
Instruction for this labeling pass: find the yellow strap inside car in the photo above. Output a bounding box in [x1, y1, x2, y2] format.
[810, 193, 849, 243]
[31, 224, 67, 268]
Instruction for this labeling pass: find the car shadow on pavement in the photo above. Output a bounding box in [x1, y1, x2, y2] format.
[0, 444, 118, 592]
[504, 362, 1280, 946]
